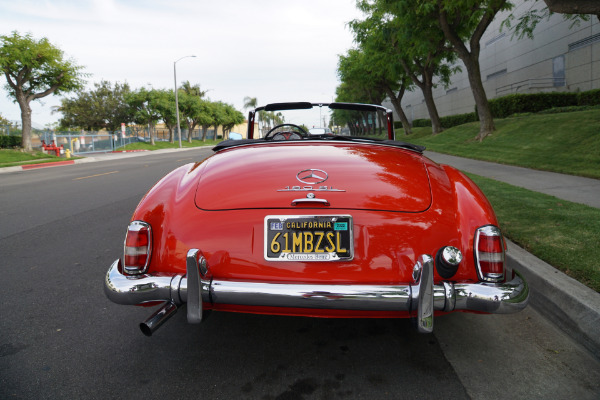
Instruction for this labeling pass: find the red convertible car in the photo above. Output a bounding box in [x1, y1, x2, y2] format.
[104, 102, 528, 336]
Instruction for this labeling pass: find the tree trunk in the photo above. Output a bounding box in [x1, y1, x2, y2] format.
[464, 56, 495, 141]
[385, 86, 412, 135]
[202, 125, 208, 141]
[18, 96, 33, 151]
[438, 8, 497, 141]
[188, 124, 196, 143]
[400, 60, 443, 135]
[149, 124, 155, 146]
[422, 84, 442, 135]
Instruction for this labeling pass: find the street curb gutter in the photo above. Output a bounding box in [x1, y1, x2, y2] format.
[507, 239, 600, 359]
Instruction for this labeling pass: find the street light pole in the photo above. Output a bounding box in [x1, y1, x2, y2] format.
[174, 55, 196, 148]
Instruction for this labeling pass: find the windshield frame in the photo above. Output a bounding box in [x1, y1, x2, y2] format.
[247, 102, 395, 141]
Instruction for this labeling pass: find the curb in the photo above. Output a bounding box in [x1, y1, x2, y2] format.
[507, 239, 600, 359]
[21, 160, 75, 170]
[0, 146, 210, 173]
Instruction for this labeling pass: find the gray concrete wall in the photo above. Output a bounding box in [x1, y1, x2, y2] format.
[387, 1, 600, 123]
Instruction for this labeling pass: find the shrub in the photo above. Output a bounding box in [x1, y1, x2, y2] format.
[412, 119, 431, 127]
[410, 112, 478, 129]
[441, 112, 478, 128]
[0, 136, 21, 148]
[577, 89, 600, 106]
[486, 92, 578, 118]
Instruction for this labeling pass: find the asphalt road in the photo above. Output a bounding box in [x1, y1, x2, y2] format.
[1, 148, 598, 399]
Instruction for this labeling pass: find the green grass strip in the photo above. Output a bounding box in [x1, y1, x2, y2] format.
[466, 173, 600, 292]
[402, 109, 600, 179]
[119, 139, 220, 151]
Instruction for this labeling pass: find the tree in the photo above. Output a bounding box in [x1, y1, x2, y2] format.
[57, 80, 132, 131]
[126, 88, 161, 145]
[502, 0, 595, 40]
[179, 94, 212, 142]
[338, 44, 413, 135]
[543, 0, 600, 19]
[152, 89, 177, 143]
[220, 103, 245, 139]
[243, 96, 258, 110]
[0, 31, 86, 150]
[352, 1, 456, 135]
[180, 80, 209, 98]
[431, 0, 513, 141]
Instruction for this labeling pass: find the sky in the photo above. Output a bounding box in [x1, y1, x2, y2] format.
[0, 0, 363, 128]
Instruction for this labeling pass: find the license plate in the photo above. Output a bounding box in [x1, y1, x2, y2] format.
[264, 215, 353, 261]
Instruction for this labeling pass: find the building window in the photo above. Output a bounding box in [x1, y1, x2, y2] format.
[553, 55, 565, 87]
[487, 69, 507, 80]
[568, 33, 600, 51]
[485, 32, 506, 47]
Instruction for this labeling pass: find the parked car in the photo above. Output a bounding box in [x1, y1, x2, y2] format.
[308, 127, 333, 135]
[104, 102, 528, 336]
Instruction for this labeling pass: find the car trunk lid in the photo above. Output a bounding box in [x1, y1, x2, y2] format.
[195, 143, 431, 213]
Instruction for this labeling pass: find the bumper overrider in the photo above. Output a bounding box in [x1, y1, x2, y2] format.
[104, 250, 529, 336]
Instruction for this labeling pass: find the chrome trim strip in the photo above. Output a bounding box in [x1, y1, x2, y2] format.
[103, 259, 210, 306]
[104, 259, 529, 315]
[291, 198, 330, 206]
[210, 280, 412, 311]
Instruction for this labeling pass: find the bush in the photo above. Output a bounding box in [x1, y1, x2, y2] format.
[404, 89, 599, 130]
[410, 112, 478, 129]
[486, 92, 578, 118]
[577, 89, 600, 106]
[0, 136, 21, 148]
[412, 119, 431, 127]
[441, 112, 478, 128]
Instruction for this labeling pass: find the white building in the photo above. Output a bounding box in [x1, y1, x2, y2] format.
[387, 1, 600, 123]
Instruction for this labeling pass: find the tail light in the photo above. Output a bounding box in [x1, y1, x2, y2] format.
[474, 225, 505, 282]
[123, 221, 152, 275]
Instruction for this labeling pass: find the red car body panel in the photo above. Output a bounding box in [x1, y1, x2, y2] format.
[130, 141, 498, 318]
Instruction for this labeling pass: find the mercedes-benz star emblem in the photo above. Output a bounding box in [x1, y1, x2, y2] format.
[296, 169, 328, 185]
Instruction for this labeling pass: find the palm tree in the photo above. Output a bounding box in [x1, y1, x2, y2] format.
[243, 96, 258, 110]
[181, 81, 209, 98]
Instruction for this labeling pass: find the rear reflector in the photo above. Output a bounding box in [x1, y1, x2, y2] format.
[474, 225, 505, 282]
[123, 221, 152, 275]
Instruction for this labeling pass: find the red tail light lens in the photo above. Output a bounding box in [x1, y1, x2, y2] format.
[474, 225, 505, 282]
[123, 221, 152, 275]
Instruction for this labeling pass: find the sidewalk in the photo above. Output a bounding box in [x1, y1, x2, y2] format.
[426, 151, 600, 359]
[425, 151, 600, 208]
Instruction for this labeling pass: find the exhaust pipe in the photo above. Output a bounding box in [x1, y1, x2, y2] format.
[139, 301, 178, 337]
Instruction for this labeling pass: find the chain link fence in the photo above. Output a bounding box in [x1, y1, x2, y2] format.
[1, 125, 218, 154]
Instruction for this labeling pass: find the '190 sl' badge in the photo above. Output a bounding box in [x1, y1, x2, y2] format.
[278, 169, 345, 192]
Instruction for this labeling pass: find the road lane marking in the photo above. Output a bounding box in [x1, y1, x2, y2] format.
[73, 171, 119, 180]
[177, 158, 194, 161]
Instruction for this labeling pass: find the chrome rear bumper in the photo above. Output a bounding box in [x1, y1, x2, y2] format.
[104, 251, 529, 335]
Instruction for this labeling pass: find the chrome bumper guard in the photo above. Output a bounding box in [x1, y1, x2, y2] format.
[104, 251, 529, 335]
